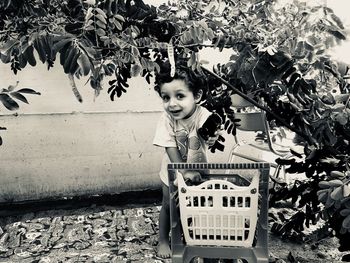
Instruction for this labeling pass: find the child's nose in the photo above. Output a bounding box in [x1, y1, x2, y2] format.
[169, 98, 177, 107]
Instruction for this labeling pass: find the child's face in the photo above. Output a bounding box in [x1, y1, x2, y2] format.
[160, 79, 202, 120]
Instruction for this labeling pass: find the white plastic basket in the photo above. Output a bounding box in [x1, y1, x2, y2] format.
[177, 171, 259, 247]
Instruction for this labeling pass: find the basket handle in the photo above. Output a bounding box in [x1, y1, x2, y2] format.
[177, 171, 260, 193]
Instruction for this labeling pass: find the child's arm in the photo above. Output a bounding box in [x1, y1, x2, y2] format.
[166, 147, 202, 183]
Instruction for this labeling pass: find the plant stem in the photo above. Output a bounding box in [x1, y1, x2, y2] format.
[201, 66, 311, 142]
[68, 74, 83, 103]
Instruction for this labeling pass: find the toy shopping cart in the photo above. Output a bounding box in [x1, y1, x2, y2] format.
[168, 162, 270, 263]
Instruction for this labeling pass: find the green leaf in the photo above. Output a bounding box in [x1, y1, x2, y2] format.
[85, 7, 94, 20]
[86, 19, 94, 27]
[114, 14, 125, 22]
[187, 51, 196, 68]
[85, 25, 95, 31]
[131, 64, 141, 77]
[95, 7, 107, 18]
[154, 63, 160, 73]
[197, 20, 208, 30]
[319, 181, 330, 189]
[68, 50, 80, 74]
[19, 39, 30, 54]
[332, 103, 346, 112]
[325, 192, 335, 208]
[316, 49, 325, 55]
[340, 208, 350, 217]
[190, 27, 197, 41]
[344, 184, 350, 198]
[96, 20, 106, 29]
[330, 171, 345, 179]
[206, 28, 215, 40]
[317, 189, 329, 202]
[34, 37, 46, 63]
[325, 37, 335, 48]
[17, 88, 41, 95]
[330, 186, 343, 201]
[96, 14, 107, 24]
[334, 112, 348, 125]
[335, 94, 350, 104]
[307, 35, 318, 45]
[113, 20, 122, 31]
[130, 25, 140, 37]
[319, 158, 340, 165]
[131, 46, 139, 57]
[63, 47, 78, 73]
[77, 53, 91, 76]
[0, 39, 17, 55]
[52, 38, 72, 53]
[327, 29, 346, 40]
[304, 41, 314, 51]
[96, 28, 106, 37]
[1, 52, 11, 63]
[342, 214, 350, 229]
[0, 93, 19, 110]
[10, 91, 29, 104]
[345, 199, 350, 209]
[140, 57, 147, 69]
[329, 179, 344, 187]
[24, 45, 36, 67]
[119, 51, 131, 63]
[330, 13, 344, 29]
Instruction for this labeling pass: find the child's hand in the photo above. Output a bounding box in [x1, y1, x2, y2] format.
[206, 125, 224, 146]
[183, 170, 202, 183]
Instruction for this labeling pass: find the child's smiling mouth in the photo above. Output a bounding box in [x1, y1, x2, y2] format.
[170, 110, 182, 115]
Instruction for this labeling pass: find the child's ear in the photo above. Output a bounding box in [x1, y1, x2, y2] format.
[194, 90, 203, 103]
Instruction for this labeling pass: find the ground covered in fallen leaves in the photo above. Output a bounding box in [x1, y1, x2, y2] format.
[0, 191, 346, 263]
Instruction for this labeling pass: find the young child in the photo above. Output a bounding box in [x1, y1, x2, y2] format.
[153, 62, 220, 258]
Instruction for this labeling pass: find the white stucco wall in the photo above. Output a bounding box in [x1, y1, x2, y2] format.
[0, 111, 163, 202]
[0, 61, 165, 202]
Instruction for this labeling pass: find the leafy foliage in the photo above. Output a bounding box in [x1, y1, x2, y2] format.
[1, 0, 350, 256]
[0, 81, 40, 145]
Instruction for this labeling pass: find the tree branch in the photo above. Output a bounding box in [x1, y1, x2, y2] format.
[201, 66, 312, 143]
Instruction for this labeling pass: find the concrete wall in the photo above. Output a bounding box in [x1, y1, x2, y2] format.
[0, 111, 163, 202]
[0, 58, 235, 203]
[0, 60, 165, 203]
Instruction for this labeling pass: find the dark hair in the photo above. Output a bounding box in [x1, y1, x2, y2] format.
[154, 60, 208, 101]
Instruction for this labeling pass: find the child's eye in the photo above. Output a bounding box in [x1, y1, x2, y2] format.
[177, 94, 185, 99]
[162, 95, 170, 102]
